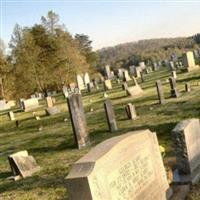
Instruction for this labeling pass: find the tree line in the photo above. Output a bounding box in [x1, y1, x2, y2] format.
[0, 11, 98, 99]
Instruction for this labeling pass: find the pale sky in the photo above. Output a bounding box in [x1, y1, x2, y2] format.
[1, 0, 200, 50]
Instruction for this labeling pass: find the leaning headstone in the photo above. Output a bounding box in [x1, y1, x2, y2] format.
[156, 80, 165, 104]
[169, 77, 179, 98]
[22, 98, 39, 112]
[46, 96, 53, 108]
[104, 80, 112, 90]
[8, 111, 15, 121]
[104, 99, 118, 132]
[66, 129, 172, 200]
[182, 51, 199, 72]
[77, 74, 85, 91]
[67, 93, 89, 149]
[8, 150, 40, 180]
[125, 103, 137, 120]
[185, 83, 191, 92]
[172, 119, 200, 184]
[126, 85, 143, 97]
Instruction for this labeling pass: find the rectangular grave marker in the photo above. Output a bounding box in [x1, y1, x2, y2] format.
[156, 80, 165, 104]
[104, 99, 118, 132]
[66, 129, 172, 200]
[67, 93, 89, 149]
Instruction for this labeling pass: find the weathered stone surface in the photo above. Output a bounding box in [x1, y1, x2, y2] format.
[104, 80, 112, 90]
[46, 96, 53, 108]
[8, 111, 15, 121]
[185, 83, 191, 92]
[66, 129, 172, 200]
[46, 106, 61, 115]
[104, 99, 118, 132]
[84, 72, 90, 86]
[125, 103, 137, 119]
[169, 77, 179, 98]
[123, 70, 131, 82]
[8, 150, 40, 179]
[22, 98, 39, 112]
[67, 93, 89, 149]
[156, 80, 165, 104]
[172, 119, 200, 184]
[77, 74, 85, 90]
[172, 71, 177, 79]
[126, 85, 143, 97]
[0, 100, 10, 111]
[182, 51, 199, 72]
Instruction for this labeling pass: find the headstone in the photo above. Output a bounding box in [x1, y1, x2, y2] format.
[140, 71, 144, 83]
[185, 83, 191, 92]
[46, 106, 61, 115]
[84, 72, 90, 86]
[172, 119, 200, 184]
[77, 74, 85, 90]
[122, 82, 128, 90]
[123, 70, 131, 82]
[19, 98, 25, 109]
[117, 68, 124, 78]
[135, 67, 141, 78]
[67, 93, 89, 149]
[22, 98, 39, 112]
[156, 80, 165, 104]
[104, 65, 111, 78]
[153, 62, 158, 71]
[7, 100, 16, 107]
[126, 85, 143, 97]
[125, 103, 137, 119]
[104, 99, 118, 132]
[182, 51, 199, 72]
[0, 100, 10, 111]
[8, 111, 15, 121]
[172, 71, 177, 79]
[8, 150, 40, 179]
[139, 61, 146, 69]
[46, 96, 53, 108]
[169, 61, 175, 70]
[169, 77, 179, 98]
[66, 129, 172, 200]
[104, 80, 112, 90]
[129, 65, 136, 75]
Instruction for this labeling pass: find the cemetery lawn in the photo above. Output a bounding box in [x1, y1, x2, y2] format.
[1, 68, 200, 200]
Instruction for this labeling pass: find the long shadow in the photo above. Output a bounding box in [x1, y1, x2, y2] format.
[178, 75, 200, 83]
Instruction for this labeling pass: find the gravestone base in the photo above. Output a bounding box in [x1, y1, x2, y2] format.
[173, 167, 200, 185]
[170, 89, 179, 98]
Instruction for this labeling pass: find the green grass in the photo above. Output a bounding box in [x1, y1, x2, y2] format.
[1, 67, 200, 199]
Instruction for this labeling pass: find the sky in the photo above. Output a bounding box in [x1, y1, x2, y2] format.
[0, 0, 200, 50]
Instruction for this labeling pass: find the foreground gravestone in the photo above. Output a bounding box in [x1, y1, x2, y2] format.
[67, 93, 89, 149]
[104, 99, 118, 132]
[156, 80, 165, 104]
[22, 98, 39, 112]
[8, 150, 40, 180]
[182, 51, 199, 72]
[172, 119, 200, 184]
[8, 111, 15, 121]
[169, 77, 179, 98]
[66, 129, 172, 200]
[125, 103, 137, 119]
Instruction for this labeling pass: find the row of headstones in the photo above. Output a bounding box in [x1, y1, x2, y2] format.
[66, 110, 200, 199]
[156, 76, 191, 104]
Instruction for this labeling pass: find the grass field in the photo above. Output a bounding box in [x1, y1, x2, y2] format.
[1, 67, 200, 199]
